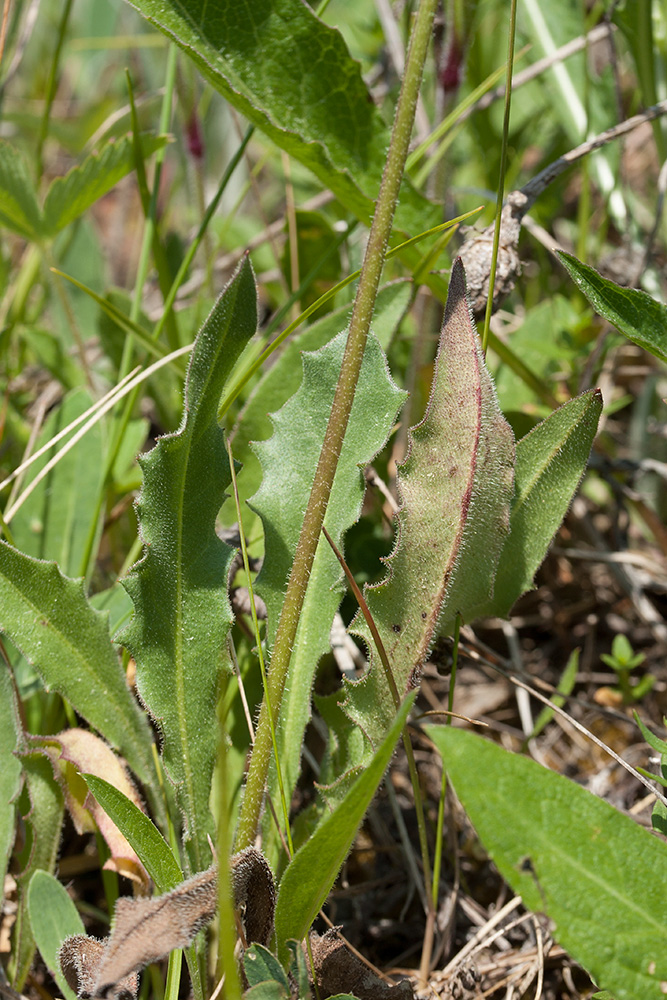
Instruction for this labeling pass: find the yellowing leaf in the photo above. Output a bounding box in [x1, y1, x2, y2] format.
[31, 729, 149, 887]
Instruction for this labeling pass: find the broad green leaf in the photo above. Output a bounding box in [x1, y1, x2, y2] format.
[122, 0, 438, 236]
[480, 389, 602, 619]
[0, 542, 157, 800]
[42, 134, 169, 237]
[274, 693, 414, 964]
[0, 661, 23, 895]
[84, 774, 183, 892]
[0, 141, 42, 240]
[244, 944, 290, 991]
[10, 755, 64, 990]
[428, 726, 667, 1000]
[251, 331, 405, 863]
[28, 870, 84, 1000]
[557, 251, 667, 364]
[10, 388, 104, 577]
[344, 259, 514, 746]
[119, 257, 258, 872]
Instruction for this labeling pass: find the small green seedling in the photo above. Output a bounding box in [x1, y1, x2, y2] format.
[600, 634, 653, 704]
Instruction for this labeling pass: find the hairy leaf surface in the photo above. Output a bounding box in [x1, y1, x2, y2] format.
[250, 331, 405, 862]
[344, 260, 514, 745]
[0, 542, 156, 796]
[429, 726, 667, 1000]
[250, 330, 405, 858]
[481, 389, 602, 618]
[119, 258, 257, 871]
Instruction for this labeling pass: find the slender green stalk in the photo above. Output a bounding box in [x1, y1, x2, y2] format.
[36, 0, 73, 180]
[322, 526, 433, 901]
[481, 0, 518, 354]
[227, 441, 294, 856]
[427, 615, 460, 981]
[235, 0, 439, 851]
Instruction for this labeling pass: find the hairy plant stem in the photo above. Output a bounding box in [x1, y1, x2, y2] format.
[235, 0, 439, 850]
[480, 0, 517, 354]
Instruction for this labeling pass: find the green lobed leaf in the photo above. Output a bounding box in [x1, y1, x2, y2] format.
[0, 661, 23, 902]
[228, 280, 411, 527]
[250, 331, 405, 863]
[427, 726, 667, 1000]
[558, 251, 667, 364]
[121, 0, 438, 236]
[0, 542, 157, 799]
[480, 388, 602, 619]
[41, 134, 169, 237]
[83, 774, 183, 893]
[274, 693, 414, 965]
[344, 259, 514, 746]
[0, 141, 42, 240]
[10, 388, 105, 578]
[28, 870, 85, 1000]
[10, 754, 64, 989]
[118, 257, 258, 872]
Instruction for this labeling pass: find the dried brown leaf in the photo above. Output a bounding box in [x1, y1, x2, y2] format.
[58, 935, 138, 1000]
[58, 848, 277, 998]
[92, 866, 217, 996]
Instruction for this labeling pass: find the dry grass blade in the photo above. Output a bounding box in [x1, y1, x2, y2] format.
[3, 346, 191, 523]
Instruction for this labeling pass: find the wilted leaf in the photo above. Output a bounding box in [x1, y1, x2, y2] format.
[92, 866, 217, 996]
[59, 937, 138, 1000]
[32, 729, 149, 887]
